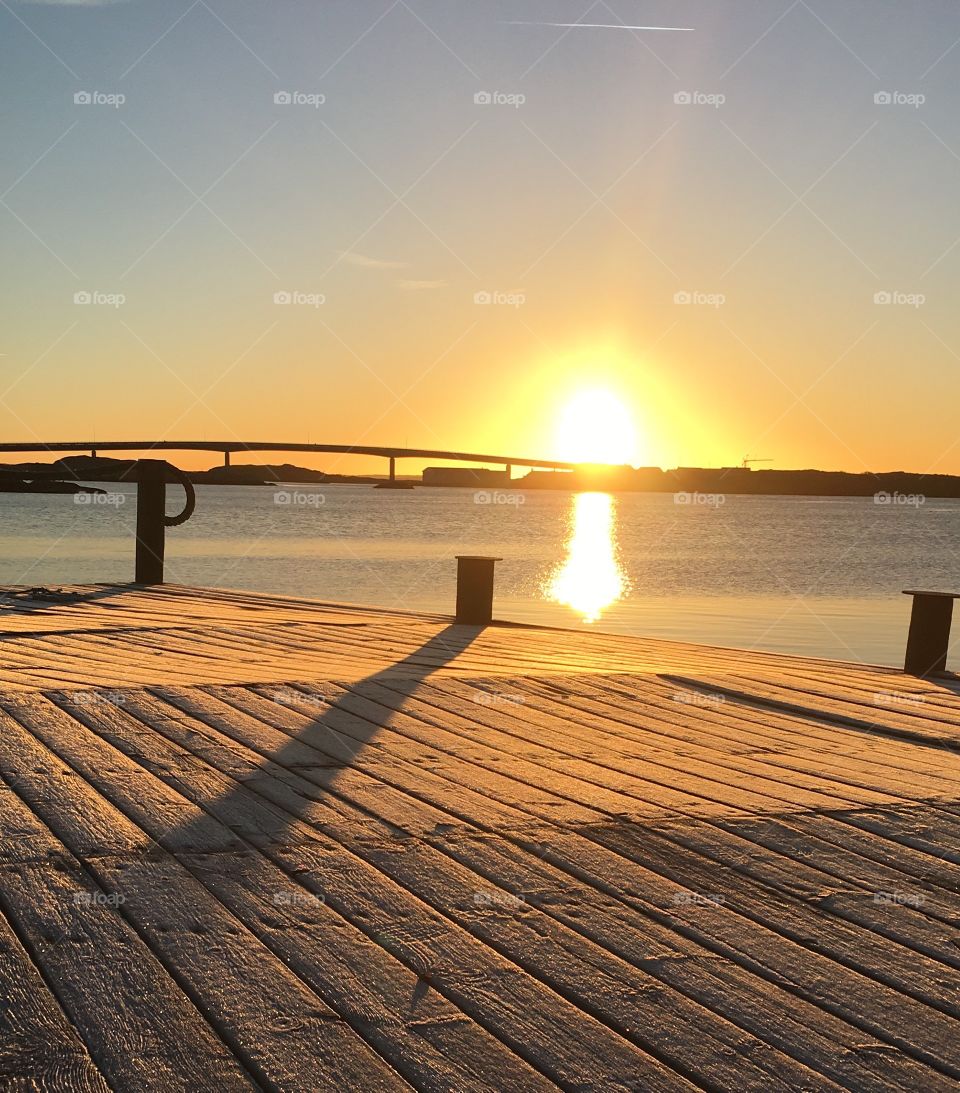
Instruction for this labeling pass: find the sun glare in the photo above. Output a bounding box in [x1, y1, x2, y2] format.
[546, 492, 628, 622]
[555, 388, 638, 466]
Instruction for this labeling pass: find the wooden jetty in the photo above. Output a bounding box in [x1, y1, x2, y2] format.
[1, 582, 959, 1090]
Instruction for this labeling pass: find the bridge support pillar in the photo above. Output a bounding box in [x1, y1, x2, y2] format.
[505, 463, 511, 481]
[455, 556, 501, 625]
[224, 451, 231, 467]
[389, 456, 396, 482]
[135, 460, 167, 585]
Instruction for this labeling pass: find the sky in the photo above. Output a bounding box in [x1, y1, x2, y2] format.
[2, 1, 960, 474]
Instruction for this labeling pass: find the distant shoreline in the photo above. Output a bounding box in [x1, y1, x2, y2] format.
[3, 455, 960, 500]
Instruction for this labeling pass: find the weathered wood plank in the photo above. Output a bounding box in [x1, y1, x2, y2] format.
[17, 692, 688, 1092]
[0, 706, 409, 1092]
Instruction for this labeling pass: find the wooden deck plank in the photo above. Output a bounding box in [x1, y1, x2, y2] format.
[0, 697, 547, 1093]
[142, 685, 954, 1091]
[1, 582, 959, 1089]
[19, 691, 689, 1092]
[0, 895, 110, 1093]
[0, 705, 409, 1093]
[0, 778, 257, 1091]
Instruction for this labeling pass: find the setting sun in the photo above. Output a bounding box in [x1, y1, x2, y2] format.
[555, 388, 639, 466]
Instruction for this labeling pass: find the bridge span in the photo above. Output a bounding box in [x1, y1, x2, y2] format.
[0, 440, 585, 482]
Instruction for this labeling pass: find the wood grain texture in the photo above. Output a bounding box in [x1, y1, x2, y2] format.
[0, 582, 958, 1090]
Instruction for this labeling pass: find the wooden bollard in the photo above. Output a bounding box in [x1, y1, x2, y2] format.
[903, 590, 960, 676]
[455, 556, 501, 624]
[135, 460, 167, 584]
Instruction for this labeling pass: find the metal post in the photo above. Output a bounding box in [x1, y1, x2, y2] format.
[455, 556, 501, 624]
[903, 590, 956, 676]
[135, 460, 167, 584]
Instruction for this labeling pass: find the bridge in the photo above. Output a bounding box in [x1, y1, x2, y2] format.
[0, 440, 584, 483]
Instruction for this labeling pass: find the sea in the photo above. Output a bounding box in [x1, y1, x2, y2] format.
[3, 482, 958, 668]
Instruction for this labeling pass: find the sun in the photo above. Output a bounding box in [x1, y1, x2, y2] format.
[555, 388, 639, 466]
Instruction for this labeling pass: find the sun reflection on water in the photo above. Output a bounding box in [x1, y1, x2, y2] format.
[545, 492, 628, 623]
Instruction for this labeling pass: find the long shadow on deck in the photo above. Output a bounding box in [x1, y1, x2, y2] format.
[155, 623, 483, 851]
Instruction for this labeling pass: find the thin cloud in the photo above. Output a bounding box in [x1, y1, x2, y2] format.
[338, 251, 408, 270]
[504, 22, 694, 32]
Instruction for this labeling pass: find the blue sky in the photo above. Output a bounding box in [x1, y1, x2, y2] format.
[2, 1, 960, 471]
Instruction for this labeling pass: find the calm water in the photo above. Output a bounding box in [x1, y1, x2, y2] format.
[3, 483, 959, 667]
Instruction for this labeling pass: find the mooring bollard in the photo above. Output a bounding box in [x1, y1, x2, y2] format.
[455, 556, 501, 624]
[135, 459, 167, 584]
[902, 589, 960, 676]
[134, 460, 197, 585]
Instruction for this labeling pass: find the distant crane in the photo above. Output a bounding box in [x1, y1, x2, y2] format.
[741, 455, 772, 469]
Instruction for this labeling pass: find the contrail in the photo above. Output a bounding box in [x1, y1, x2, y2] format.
[503, 21, 694, 31]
